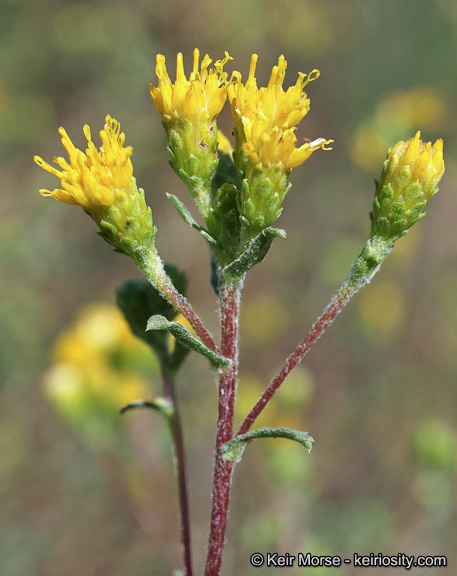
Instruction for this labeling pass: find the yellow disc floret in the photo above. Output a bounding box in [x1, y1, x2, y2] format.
[384, 131, 444, 196]
[229, 54, 315, 131]
[34, 116, 134, 210]
[243, 120, 332, 169]
[150, 48, 231, 124]
[228, 54, 333, 170]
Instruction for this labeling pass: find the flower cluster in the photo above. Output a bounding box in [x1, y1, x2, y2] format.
[35, 50, 444, 272]
[149, 49, 232, 219]
[223, 54, 333, 235]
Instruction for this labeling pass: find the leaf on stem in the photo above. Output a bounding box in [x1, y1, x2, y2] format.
[223, 227, 286, 279]
[120, 397, 174, 419]
[147, 315, 230, 370]
[221, 426, 314, 463]
[166, 193, 216, 244]
[116, 265, 190, 370]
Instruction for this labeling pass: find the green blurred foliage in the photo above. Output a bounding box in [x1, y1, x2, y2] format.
[1, 0, 457, 574]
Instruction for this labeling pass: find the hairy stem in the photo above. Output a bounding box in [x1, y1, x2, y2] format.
[237, 285, 353, 436]
[237, 236, 393, 436]
[139, 251, 220, 354]
[157, 274, 220, 354]
[161, 364, 193, 576]
[204, 282, 241, 576]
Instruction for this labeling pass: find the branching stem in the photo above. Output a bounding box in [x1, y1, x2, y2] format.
[156, 274, 220, 355]
[237, 236, 393, 436]
[237, 285, 353, 436]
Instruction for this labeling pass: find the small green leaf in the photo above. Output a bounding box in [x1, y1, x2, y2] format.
[147, 315, 171, 331]
[167, 193, 216, 244]
[222, 426, 314, 463]
[146, 315, 230, 369]
[116, 265, 189, 368]
[120, 397, 174, 419]
[223, 227, 286, 279]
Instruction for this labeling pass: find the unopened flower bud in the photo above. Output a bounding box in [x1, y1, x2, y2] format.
[371, 132, 444, 241]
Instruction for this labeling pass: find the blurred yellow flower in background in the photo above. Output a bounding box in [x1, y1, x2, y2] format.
[350, 88, 448, 173]
[235, 368, 314, 436]
[378, 89, 447, 133]
[43, 304, 157, 446]
[356, 280, 405, 336]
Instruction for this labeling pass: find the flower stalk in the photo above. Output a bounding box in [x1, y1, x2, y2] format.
[238, 237, 392, 435]
[238, 130, 445, 436]
[139, 255, 220, 355]
[160, 364, 193, 576]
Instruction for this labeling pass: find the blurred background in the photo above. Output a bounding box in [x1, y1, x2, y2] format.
[1, 0, 457, 574]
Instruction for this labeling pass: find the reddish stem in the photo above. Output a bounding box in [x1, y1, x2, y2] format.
[204, 283, 240, 576]
[238, 286, 353, 436]
[158, 274, 220, 355]
[162, 365, 193, 576]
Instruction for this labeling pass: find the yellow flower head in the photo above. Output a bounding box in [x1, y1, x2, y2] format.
[383, 131, 444, 199]
[34, 116, 156, 261]
[371, 131, 444, 241]
[34, 116, 134, 210]
[150, 49, 233, 221]
[150, 48, 232, 123]
[228, 54, 332, 169]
